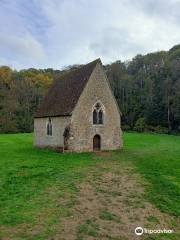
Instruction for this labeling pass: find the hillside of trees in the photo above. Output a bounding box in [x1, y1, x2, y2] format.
[0, 44, 180, 134]
[106, 44, 180, 134]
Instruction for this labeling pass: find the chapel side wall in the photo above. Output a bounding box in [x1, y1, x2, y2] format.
[34, 116, 71, 147]
[69, 62, 123, 152]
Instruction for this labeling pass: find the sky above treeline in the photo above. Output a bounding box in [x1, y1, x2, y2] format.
[0, 0, 180, 70]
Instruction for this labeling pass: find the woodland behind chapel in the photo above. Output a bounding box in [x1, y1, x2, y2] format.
[0, 44, 180, 134]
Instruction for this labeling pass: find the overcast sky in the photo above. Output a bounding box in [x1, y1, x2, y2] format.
[0, 0, 180, 69]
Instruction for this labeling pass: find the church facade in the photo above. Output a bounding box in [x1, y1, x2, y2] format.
[34, 59, 123, 152]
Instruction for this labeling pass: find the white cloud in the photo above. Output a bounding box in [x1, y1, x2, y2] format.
[0, 0, 180, 69]
[0, 34, 45, 61]
[38, 0, 180, 66]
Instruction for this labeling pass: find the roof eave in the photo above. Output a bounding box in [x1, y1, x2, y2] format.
[34, 113, 72, 118]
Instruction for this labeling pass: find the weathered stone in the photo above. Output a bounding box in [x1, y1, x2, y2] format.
[34, 61, 123, 152]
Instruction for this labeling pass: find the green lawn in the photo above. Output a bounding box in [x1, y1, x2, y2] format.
[0, 134, 95, 226]
[0, 132, 179, 239]
[117, 132, 180, 216]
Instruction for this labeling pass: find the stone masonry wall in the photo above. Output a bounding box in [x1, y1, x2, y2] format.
[34, 116, 71, 147]
[68, 62, 123, 152]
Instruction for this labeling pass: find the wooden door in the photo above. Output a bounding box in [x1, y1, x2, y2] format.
[93, 135, 101, 151]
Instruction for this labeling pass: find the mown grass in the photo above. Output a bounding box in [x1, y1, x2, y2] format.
[116, 132, 180, 216]
[76, 218, 99, 239]
[0, 134, 95, 227]
[0, 132, 179, 239]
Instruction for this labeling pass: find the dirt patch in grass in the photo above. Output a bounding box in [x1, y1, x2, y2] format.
[53, 160, 179, 240]
[1, 155, 179, 240]
[95, 151, 112, 158]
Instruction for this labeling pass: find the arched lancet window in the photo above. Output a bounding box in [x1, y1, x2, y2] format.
[47, 118, 52, 136]
[92, 102, 104, 125]
[99, 110, 103, 124]
[93, 109, 98, 124]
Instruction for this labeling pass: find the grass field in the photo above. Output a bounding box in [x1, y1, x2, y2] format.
[0, 132, 179, 240]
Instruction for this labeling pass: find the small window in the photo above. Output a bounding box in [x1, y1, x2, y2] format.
[99, 110, 103, 124]
[93, 110, 98, 124]
[47, 118, 52, 136]
[92, 102, 104, 125]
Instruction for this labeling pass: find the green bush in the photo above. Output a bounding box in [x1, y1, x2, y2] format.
[145, 125, 169, 134]
[134, 118, 146, 132]
[144, 125, 157, 132]
[154, 126, 169, 134]
[122, 124, 131, 131]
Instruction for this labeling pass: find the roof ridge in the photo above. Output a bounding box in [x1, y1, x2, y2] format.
[35, 58, 102, 118]
[59, 58, 101, 78]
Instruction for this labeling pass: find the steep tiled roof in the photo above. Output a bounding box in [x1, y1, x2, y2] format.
[35, 58, 101, 118]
